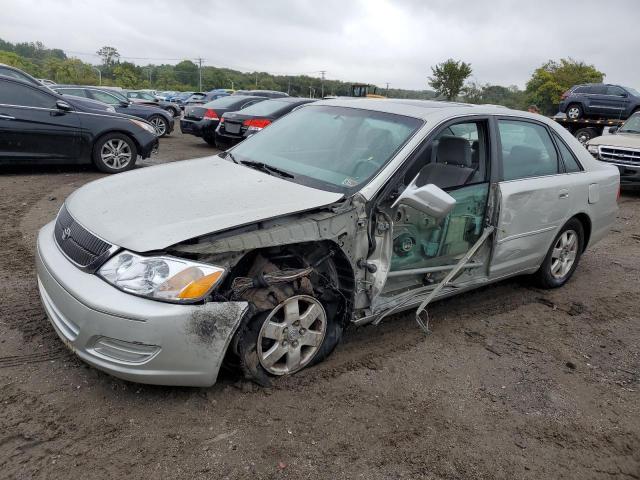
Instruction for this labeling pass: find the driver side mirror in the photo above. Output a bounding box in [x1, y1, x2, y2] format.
[392, 176, 456, 219]
[119, 100, 130, 107]
[55, 100, 73, 112]
[608, 126, 619, 134]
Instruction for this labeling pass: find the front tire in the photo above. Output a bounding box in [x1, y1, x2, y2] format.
[533, 218, 584, 288]
[237, 295, 342, 385]
[149, 115, 169, 137]
[574, 127, 598, 145]
[566, 104, 583, 120]
[166, 107, 179, 117]
[92, 133, 137, 174]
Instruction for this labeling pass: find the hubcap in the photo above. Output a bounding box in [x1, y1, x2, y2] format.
[100, 139, 132, 170]
[151, 116, 166, 136]
[257, 295, 327, 375]
[567, 107, 580, 119]
[577, 132, 590, 144]
[550, 229, 578, 279]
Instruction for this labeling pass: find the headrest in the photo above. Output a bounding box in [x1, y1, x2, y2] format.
[436, 136, 472, 167]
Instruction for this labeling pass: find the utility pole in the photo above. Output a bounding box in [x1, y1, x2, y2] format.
[255, 73, 258, 88]
[320, 70, 326, 98]
[197, 57, 203, 92]
[287, 77, 291, 95]
[386, 82, 390, 96]
[92, 66, 102, 86]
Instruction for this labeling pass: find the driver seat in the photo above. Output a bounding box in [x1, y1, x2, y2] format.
[415, 136, 474, 189]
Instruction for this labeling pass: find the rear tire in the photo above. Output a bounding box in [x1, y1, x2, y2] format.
[566, 104, 583, 120]
[533, 218, 584, 289]
[203, 132, 217, 146]
[92, 133, 137, 174]
[166, 107, 179, 117]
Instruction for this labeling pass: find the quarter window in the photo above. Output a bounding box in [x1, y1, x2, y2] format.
[0, 80, 57, 108]
[498, 120, 559, 180]
[553, 133, 582, 173]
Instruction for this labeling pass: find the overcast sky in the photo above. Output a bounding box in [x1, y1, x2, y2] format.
[3, 0, 639, 90]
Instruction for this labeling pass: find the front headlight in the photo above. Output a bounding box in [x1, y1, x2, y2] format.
[587, 144, 599, 155]
[98, 251, 225, 303]
[129, 118, 156, 135]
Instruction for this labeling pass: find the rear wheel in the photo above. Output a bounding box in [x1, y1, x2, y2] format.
[203, 131, 217, 146]
[92, 133, 137, 174]
[166, 106, 179, 117]
[533, 218, 584, 288]
[149, 115, 169, 137]
[566, 104, 583, 120]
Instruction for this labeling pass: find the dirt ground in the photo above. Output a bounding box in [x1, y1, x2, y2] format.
[1, 128, 639, 480]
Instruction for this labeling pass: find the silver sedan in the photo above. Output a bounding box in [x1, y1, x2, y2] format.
[36, 99, 619, 387]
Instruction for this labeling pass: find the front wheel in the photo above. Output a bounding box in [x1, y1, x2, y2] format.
[149, 115, 169, 137]
[574, 127, 599, 145]
[533, 218, 584, 288]
[92, 133, 137, 174]
[237, 295, 342, 385]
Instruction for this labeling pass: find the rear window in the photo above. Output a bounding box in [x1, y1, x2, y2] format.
[237, 99, 293, 116]
[204, 96, 261, 108]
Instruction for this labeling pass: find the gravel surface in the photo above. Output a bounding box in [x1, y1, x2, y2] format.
[1, 129, 639, 479]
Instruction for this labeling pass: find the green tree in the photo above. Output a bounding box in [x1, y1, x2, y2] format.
[96, 46, 120, 67]
[463, 83, 527, 110]
[525, 58, 604, 115]
[113, 62, 140, 88]
[0, 51, 40, 76]
[428, 59, 472, 101]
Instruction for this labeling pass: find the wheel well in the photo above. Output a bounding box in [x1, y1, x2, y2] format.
[93, 130, 141, 155]
[224, 241, 356, 325]
[572, 213, 592, 251]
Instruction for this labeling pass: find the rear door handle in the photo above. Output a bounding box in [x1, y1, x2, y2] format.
[559, 190, 569, 199]
[0, 113, 15, 120]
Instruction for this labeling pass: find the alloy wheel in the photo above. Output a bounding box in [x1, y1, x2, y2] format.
[567, 107, 580, 119]
[257, 295, 327, 375]
[550, 229, 578, 279]
[150, 116, 167, 136]
[100, 139, 132, 170]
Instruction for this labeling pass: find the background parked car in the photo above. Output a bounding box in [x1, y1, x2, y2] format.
[124, 90, 181, 117]
[559, 83, 640, 120]
[184, 90, 230, 107]
[180, 95, 268, 145]
[215, 97, 315, 147]
[168, 91, 199, 110]
[156, 90, 178, 100]
[0, 76, 158, 173]
[53, 85, 174, 137]
[232, 89, 289, 98]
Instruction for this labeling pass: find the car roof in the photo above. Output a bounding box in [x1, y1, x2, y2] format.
[265, 97, 314, 104]
[313, 98, 520, 121]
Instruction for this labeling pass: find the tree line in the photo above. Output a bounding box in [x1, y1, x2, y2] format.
[0, 38, 606, 114]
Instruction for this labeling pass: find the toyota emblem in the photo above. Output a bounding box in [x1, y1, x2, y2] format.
[61, 227, 72, 241]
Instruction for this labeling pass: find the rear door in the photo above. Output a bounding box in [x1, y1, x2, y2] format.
[586, 85, 612, 116]
[490, 118, 570, 278]
[0, 79, 81, 163]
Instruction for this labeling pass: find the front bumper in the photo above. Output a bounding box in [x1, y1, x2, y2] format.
[36, 221, 248, 387]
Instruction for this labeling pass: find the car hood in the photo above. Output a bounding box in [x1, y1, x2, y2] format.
[65, 156, 343, 252]
[588, 133, 640, 148]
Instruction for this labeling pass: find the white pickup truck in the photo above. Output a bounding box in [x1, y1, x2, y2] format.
[587, 112, 640, 188]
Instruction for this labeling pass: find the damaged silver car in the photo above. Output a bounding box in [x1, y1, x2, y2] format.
[36, 99, 620, 386]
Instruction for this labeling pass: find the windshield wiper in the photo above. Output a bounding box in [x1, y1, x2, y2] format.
[220, 151, 238, 164]
[240, 160, 294, 179]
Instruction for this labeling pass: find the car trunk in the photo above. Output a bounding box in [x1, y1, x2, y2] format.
[220, 112, 270, 137]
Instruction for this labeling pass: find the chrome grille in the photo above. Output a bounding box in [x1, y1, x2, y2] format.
[599, 146, 640, 166]
[54, 205, 113, 270]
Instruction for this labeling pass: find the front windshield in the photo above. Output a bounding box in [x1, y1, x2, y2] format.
[620, 113, 640, 133]
[227, 105, 423, 193]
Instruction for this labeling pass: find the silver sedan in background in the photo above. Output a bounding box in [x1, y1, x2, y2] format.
[36, 99, 619, 387]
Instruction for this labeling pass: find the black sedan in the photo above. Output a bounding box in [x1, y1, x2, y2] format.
[180, 95, 267, 146]
[215, 97, 315, 147]
[0, 76, 158, 174]
[124, 90, 181, 117]
[53, 85, 174, 137]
